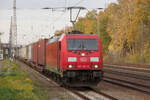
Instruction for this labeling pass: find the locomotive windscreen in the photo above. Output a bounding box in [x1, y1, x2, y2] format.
[67, 39, 98, 51]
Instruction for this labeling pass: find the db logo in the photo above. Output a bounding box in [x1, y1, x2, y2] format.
[80, 57, 87, 62]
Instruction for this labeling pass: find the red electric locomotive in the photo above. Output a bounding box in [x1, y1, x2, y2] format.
[45, 31, 103, 86]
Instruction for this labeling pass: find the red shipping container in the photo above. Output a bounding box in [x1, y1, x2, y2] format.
[46, 42, 59, 68]
[32, 42, 38, 64]
[37, 39, 48, 66]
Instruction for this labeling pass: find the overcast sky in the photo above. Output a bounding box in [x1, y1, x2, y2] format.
[0, 0, 117, 45]
[1, 0, 117, 9]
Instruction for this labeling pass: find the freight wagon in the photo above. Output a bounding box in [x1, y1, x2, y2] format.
[32, 42, 38, 65]
[27, 44, 32, 62]
[19, 46, 26, 60]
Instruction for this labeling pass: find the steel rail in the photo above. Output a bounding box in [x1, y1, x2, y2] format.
[103, 77, 150, 95]
[89, 87, 118, 100]
[103, 69, 150, 81]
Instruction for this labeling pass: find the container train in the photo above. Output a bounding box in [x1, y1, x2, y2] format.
[18, 31, 103, 87]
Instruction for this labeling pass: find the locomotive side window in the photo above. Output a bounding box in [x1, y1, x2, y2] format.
[67, 39, 98, 51]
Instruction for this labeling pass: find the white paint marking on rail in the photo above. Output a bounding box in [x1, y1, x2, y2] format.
[79, 91, 96, 100]
[88, 91, 111, 100]
[65, 90, 83, 100]
[78, 91, 111, 100]
[46, 78, 50, 81]
[104, 64, 150, 71]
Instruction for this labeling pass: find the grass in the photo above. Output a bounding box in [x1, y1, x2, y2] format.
[0, 59, 49, 100]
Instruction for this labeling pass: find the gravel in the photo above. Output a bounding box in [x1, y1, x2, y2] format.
[97, 81, 150, 100]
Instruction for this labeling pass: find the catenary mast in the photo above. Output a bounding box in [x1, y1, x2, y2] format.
[12, 0, 17, 56]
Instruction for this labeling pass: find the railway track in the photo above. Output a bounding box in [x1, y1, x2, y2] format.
[67, 87, 118, 100]
[103, 69, 150, 81]
[103, 64, 150, 95]
[86, 87, 118, 100]
[103, 77, 150, 95]
[17, 60, 118, 100]
[104, 64, 150, 72]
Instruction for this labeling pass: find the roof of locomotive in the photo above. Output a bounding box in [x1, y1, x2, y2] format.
[47, 30, 99, 43]
[66, 30, 97, 36]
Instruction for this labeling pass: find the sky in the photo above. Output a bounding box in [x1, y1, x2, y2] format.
[0, 0, 117, 45]
[0, 0, 117, 9]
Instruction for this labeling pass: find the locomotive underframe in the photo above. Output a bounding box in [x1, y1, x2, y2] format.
[62, 70, 103, 86]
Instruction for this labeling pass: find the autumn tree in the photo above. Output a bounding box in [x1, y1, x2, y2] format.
[55, 0, 150, 63]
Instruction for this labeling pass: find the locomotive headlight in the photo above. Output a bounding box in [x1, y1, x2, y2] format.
[90, 57, 99, 62]
[68, 65, 73, 68]
[68, 65, 75, 68]
[68, 57, 77, 62]
[81, 53, 85, 56]
[92, 65, 99, 68]
[94, 65, 98, 68]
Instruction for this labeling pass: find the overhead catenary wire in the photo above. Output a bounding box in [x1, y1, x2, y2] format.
[45, 0, 86, 25]
[43, 0, 102, 29]
[48, 0, 69, 36]
[41, 0, 104, 36]
[47, 0, 67, 24]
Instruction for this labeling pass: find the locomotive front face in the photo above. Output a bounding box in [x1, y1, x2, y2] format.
[61, 34, 103, 86]
[65, 36, 103, 70]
